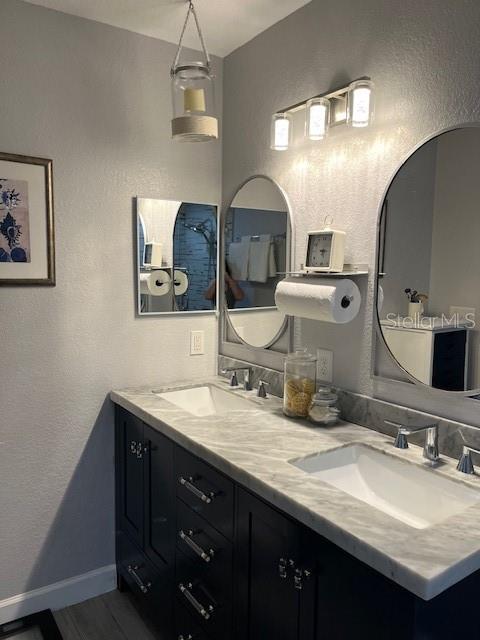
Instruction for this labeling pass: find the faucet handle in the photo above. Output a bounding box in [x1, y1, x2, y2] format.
[222, 370, 238, 387]
[457, 444, 480, 474]
[257, 381, 269, 398]
[385, 421, 409, 449]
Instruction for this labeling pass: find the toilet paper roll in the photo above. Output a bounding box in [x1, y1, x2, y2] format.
[140, 270, 171, 296]
[173, 270, 189, 296]
[274, 277, 361, 324]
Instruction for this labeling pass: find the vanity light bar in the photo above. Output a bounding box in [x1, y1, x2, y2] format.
[271, 78, 374, 150]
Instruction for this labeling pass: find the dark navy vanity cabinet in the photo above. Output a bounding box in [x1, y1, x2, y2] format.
[115, 405, 480, 640]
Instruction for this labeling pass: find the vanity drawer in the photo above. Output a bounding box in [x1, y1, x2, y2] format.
[175, 548, 232, 637]
[176, 500, 233, 590]
[175, 600, 211, 640]
[175, 446, 234, 540]
[117, 532, 173, 635]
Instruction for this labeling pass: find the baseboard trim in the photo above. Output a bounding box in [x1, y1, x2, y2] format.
[0, 564, 117, 625]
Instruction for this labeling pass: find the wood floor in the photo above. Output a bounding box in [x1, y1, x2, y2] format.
[53, 590, 158, 640]
[6, 630, 44, 640]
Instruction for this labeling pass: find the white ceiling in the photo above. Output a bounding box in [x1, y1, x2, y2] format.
[24, 0, 311, 57]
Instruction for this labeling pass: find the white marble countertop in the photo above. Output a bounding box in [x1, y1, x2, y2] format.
[111, 377, 480, 600]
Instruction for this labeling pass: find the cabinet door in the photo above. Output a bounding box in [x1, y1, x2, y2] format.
[300, 530, 412, 640]
[144, 425, 175, 569]
[116, 407, 144, 547]
[236, 488, 302, 640]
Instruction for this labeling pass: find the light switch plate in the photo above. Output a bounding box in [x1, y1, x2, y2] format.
[317, 348, 333, 383]
[190, 330, 205, 355]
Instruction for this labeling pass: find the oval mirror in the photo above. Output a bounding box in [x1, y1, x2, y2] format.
[377, 126, 480, 393]
[137, 198, 217, 314]
[223, 176, 291, 348]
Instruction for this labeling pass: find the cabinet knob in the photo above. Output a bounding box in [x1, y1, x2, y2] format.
[293, 567, 312, 590]
[129, 440, 144, 459]
[294, 568, 303, 590]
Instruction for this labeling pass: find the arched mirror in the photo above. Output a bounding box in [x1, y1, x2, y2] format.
[137, 197, 217, 314]
[376, 126, 480, 393]
[223, 176, 291, 348]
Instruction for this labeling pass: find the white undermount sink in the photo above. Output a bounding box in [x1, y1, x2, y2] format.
[156, 385, 256, 417]
[290, 444, 480, 529]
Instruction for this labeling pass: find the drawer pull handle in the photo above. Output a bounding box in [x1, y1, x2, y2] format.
[179, 476, 215, 504]
[127, 564, 151, 594]
[179, 582, 214, 620]
[179, 529, 215, 563]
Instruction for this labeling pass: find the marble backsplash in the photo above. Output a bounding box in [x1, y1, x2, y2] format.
[337, 390, 480, 463]
[217, 355, 480, 463]
[217, 355, 284, 398]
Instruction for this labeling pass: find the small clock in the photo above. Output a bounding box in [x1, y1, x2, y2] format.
[305, 227, 346, 273]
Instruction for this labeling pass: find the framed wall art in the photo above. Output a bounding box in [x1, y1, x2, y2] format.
[0, 152, 55, 286]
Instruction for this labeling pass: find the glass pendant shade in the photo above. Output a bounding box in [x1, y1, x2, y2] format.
[306, 97, 330, 140]
[171, 62, 218, 142]
[347, 79, 374, 128]
[271, 113, 292, 150]
[170, 2, 218, 142]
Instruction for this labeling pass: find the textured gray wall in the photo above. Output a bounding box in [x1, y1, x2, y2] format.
[223, 0, 480, 424]
[0, 0, 221, 599]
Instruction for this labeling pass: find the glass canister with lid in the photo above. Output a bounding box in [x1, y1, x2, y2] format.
[308, 386, 340, 426]
[283, 349, 317, 418]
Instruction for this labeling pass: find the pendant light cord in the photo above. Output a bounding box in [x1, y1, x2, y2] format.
[171, 1, 211, 74]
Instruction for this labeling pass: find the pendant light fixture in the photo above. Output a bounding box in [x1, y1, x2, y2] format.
[171, 1, 218, 142]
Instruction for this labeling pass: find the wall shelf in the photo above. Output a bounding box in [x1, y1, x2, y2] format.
[278, 264, 369, 278]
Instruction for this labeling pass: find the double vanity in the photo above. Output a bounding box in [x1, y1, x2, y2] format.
[111, 378, 480, 640]
[119, 125, 480, 639]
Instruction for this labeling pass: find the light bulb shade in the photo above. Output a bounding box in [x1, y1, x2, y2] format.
[306, 97, 330, 140]
[171, 62, 218, 141]
[271, 113, 292, 150]
[347, 79, 374, 128]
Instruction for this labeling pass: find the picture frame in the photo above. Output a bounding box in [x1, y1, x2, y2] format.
[0, 152, 55, 286]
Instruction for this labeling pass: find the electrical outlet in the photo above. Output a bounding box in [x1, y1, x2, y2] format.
[190, 330, 205, 355]
[317, 348, 333, 383]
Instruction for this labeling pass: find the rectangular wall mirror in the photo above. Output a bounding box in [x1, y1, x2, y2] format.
[136, 197, 218, 315]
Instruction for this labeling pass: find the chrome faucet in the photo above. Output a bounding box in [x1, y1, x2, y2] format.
[385, 420, 440, 464]
[221, 366, 253, 391]
[456, 444, 480, 474]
